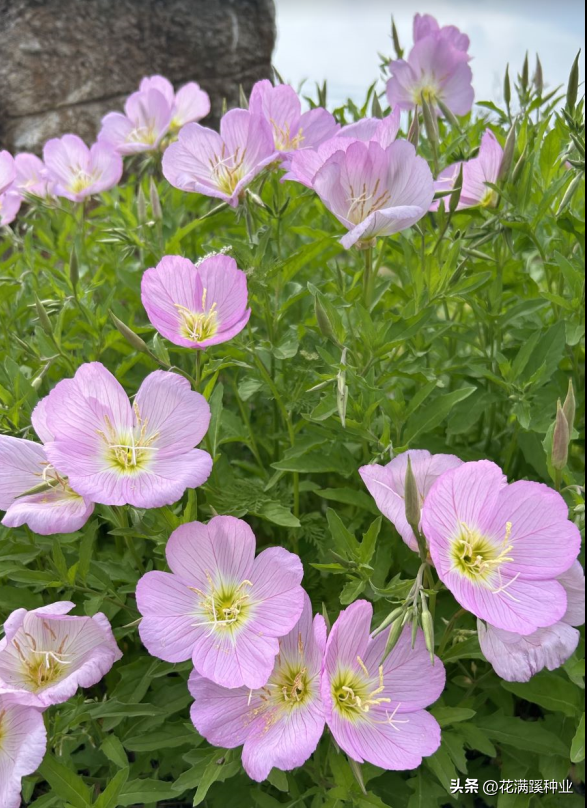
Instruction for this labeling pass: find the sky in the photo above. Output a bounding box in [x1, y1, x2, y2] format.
[273, 0, 585, 109]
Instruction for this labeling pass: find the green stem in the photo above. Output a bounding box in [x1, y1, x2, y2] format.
[438, 608, 466, 657]
[362, 245, 374, 308]
[195, 350, 202, 390]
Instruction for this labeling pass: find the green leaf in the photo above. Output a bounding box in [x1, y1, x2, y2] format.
[476, 714, 569, 757]
[100, 735, 128, 769]
[94, 769, 129, 808]
[340, 578, 366, 605]
[119, 779, 187, 806]
[502, 671, 582, 716]
[359, 516, 382, 565]
[403, 386, 476, 443]
[571, 713, 585, 763]
[430, 706, 476, 727]
[37, 756, 92, 808]
[326, 508, 360, 558]
[192, 750, 231, 806]
[457, 722, 497, 757]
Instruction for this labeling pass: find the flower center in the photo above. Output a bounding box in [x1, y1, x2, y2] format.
[69, 168, 96, 194]
[99, 405, 159, 474]
[127, 125, 158, 146]
[346, 179, 392, 224]
[191, 577, 253, 633]
[271, 120, 305, 151]
[332, 656, 391, 719]
[11, 624, 72, 692]
[451, 522, 519, 595]
[174, 288, 218, 342]
[413, 82, 440, 106]
[209, 145, 247, 195]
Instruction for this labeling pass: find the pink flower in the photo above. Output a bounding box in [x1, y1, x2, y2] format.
[0, 398, 94, 535]
[43, 135, 123, 202]
[387, 36, 474, 115]
[312, 140, 434, 249]
[0, 150, 15, 195]
[321, 600, 445, 769]
[14, 153, 53, 198]
[38, 363, 212, 508]
[0, 601, 121, 708]
[0, 191, 21, 226]
[478, 561, 585, 682]
[431, 130, 503, 211]
[162, 109, 277, 207]
[359, 450, 463, 553]
[0, 693, 47, 808]
[99, 89, 173, 155]
[249, 79, 339, 159]
[139, 75, 210, 129]
[188, 592, 325, 781]
[141, 254, 250, 349]
[421, 460, 582, 635]
[413, 13, 471, 55]
[285, 109, 401, 188]
[136, 515, 305, 689]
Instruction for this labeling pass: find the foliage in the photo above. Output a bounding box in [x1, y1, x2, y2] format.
[0, 44, 584, 808]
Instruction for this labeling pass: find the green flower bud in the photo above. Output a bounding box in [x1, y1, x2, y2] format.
[382, 615, 406, 662]
[421, 596, 435, 664]
[109, 311, 151, 356]
[407, 110, 420, 148]
[498, 123, 517, 181]
[34, 295, 53, 337]
[567, 51, 581, 111]
[391, 18, 403, 59]
[563, 380, 576, 435]
[149, 177, 162, 221]
[552, 399, 570, 471]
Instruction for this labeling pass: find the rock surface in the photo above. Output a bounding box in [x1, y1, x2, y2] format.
[0, 0, 276, 152]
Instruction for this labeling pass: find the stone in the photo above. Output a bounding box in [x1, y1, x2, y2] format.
[0, 0, 276, 153]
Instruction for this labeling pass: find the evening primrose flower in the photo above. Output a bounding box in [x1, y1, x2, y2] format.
[387, 36, 474, 115]
[359, 450, 463, 553]
[0, 693, 47, 808]
[312, 140, 434, 249]
[162, 109, 276, 207]
[188, 592, 325, 781]
[478, 561, 585, 682]
[285, 109, 401, 188]
[43, 134, 123, 202]
[413, 13, 471, 54]
[0, 190, 21, 226]
[431, 130, 504, 211]
[141, 254, 250, 349]
[0, 150, 15, 195]
[139, 74, 210, 130]
[249, 79, 339, 159]
[0, 601, 121, 708]
[421, 460, 582, 635]
[136, 515, 305, 689]
[321, 601, 445, 769]
[0, 399, 94, 535]
[14, 153, 53, 198]
[98, 89, 173, 155]
[39, 363, 212, 508]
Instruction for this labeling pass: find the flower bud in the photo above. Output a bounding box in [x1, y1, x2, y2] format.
[521, 52, 529, 91]
[504, 65, 511, 112]
[109, 311, 151, 356]
[567, 51, 580, 111]
[238, 83, 249, 110]
[449, 164, 464, 214]
[534, 56, 544, 97]
[314, 292, 337, 342]
[34, 295, 53, 337]
[421, 93, 438, 149]
[563, 380, 576, 435]
[69, 246, 79, 291]
[557, 172, 583, 215]
[391, 18, 403, 59]
[149, 177, 162, 221]
[421, 596, 435, 664]
[137, 184, 147, 224]
[404, 456, 421, 534]
[498, 123, 516, 181]
[407, 111, 420, 148]
[382, 615, 406, 662]
[371, 91, 384, 120]
[437, 98, 461, 131]
[372, 606, 405, 637]
[552, 399, 570, 471]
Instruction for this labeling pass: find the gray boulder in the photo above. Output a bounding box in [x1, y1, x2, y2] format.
[0, 0, 276, 152]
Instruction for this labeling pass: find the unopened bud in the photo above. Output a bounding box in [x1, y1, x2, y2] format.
[371, 91, 384, 119]
[336, 369, 348, 430]
[557, 172, 583, 215]
[563, 380, 576, 435]
[382, 615, 405, 662]
[449, 164, 464, 214]
[149, 178, 162, 220]
[372, 606, 405, 637]
[552, 400, 570, 470]
[534, 56, 544, 97]
[391, 18, 403, 59]
[437, 98, 461, 130]
[109, 311, 151, 355]
[137, 185, 147, 224]
[421, 596, 435, 664]
[238, 84, 249, 110]
[348, 758, 367, 796]
[498, 124, 516, 181]
[246, 189, 266, 209]
[566, 51, 581, 111]
[411, 608, 419, 648]
[315, 292, 336, 342]
[407, 110, 420, 147]
[34, 295, 53, 336]
[504, 65, 511, 112]
[521, 52, 529, 91]
[404, 456, 421, 535]
[421, 93, 438, 148]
